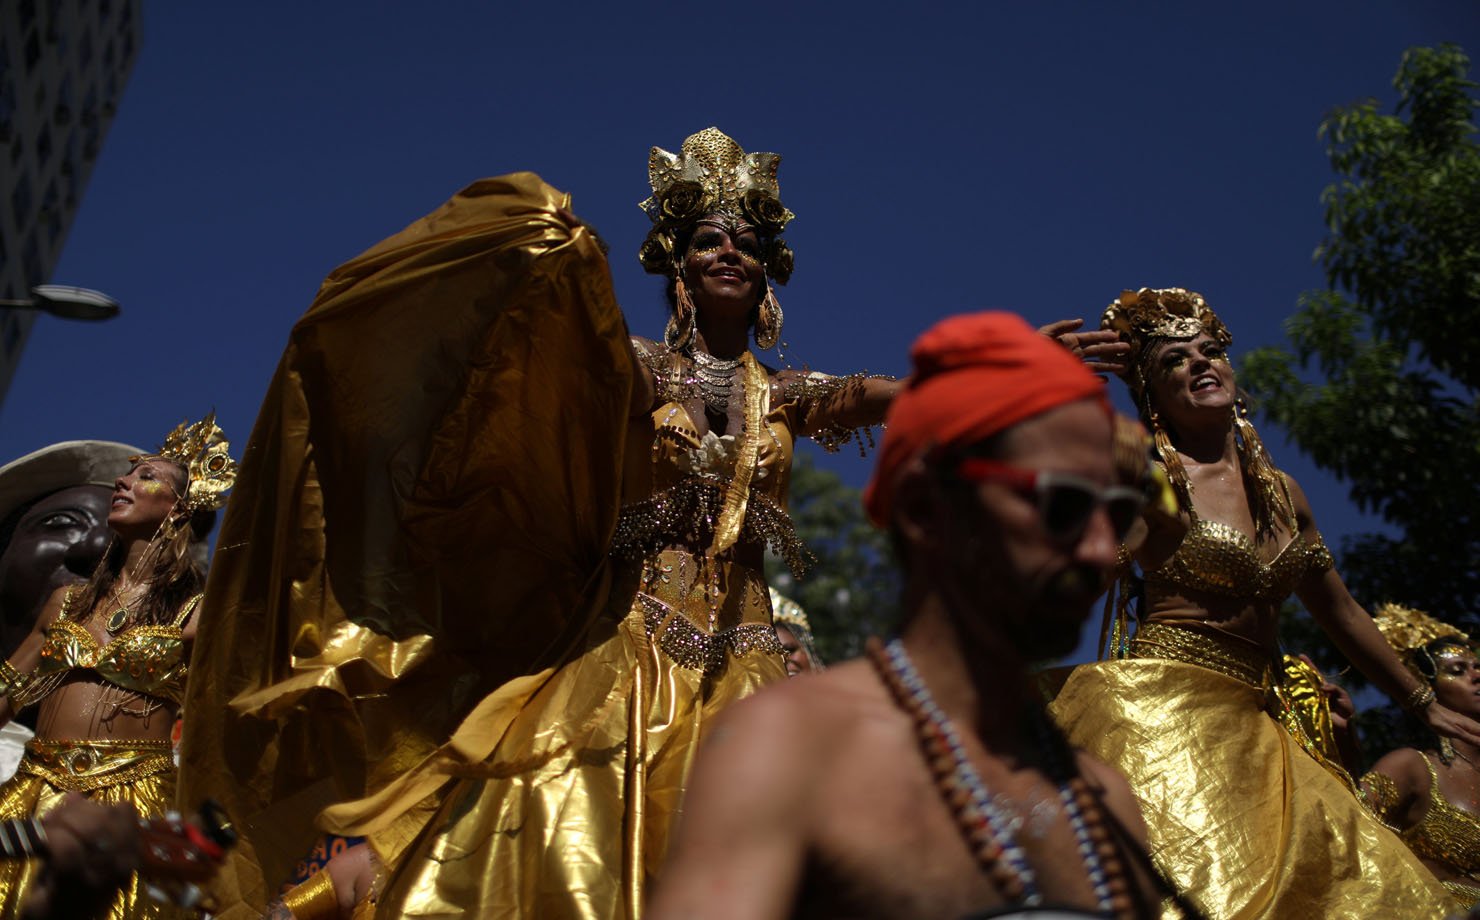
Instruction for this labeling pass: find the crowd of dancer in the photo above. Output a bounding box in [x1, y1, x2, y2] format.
[0, 127, 1475, 919]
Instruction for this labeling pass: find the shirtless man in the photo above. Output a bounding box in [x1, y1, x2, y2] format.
[648, 312, 1172, 919]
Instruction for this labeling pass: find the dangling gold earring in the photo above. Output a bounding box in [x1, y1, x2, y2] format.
[665, 275, 696, 351]
[1441, 736, 1457, 765]
[1232, 396, 1295, 536]
[754, 286, 783, 350]
[1149, 409, 1190, 513]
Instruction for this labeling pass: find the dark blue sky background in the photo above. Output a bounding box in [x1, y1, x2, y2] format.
[3, 3, 1476, 662]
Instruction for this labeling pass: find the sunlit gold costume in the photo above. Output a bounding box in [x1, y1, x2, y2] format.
[1360, 604, 1480, 911]
[0, 588, 200, 920]
[178, 144, 863, 917]
[1051, 289, 1448, 918]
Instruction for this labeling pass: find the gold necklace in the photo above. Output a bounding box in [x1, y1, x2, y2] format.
[104, 585, 141, 634]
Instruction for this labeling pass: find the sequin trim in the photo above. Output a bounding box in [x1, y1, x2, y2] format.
[610, 475, 812, 576]
[1129, 621, 1273, 689]
[638, 593, 784, 674]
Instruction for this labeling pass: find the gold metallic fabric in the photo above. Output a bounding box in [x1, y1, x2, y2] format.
[1273, 655, 1357, 792]
[1142, 520, 1327, 604]
[27, 592, 195, 707]
[176, 174, 634, 916]
[0, 740, 188, 919]
[1051, 656, 1449, 918]
[280, 868, 339, 920]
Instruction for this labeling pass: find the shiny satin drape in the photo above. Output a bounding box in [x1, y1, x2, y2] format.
[1051, 659, 1450, 919]
[176, 174, 634, 917]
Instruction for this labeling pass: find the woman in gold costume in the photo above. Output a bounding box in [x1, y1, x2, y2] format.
[177, 130, 901, 920]
[1363, 604, 1480, 911]
[1049, 288, 1470, 918]
[769, 589, 823, 676]
[0, 415, 234, 919]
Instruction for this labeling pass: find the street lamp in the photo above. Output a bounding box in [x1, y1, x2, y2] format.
[0, 285, 120, 321]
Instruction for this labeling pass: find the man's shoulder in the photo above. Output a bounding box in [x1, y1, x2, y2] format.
[706, 660, 897, 771]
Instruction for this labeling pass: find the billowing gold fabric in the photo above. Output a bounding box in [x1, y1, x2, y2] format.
[0, 739, 187, 920]
[1051, 652, 1449, 918]
[1273, 654, 1357, 792]
[176, 174, 635, 916]
[178, 172, 798, 919]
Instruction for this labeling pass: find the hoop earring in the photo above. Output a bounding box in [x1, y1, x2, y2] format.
[665, 275, 696, 351]
[754, 286, 783, 350]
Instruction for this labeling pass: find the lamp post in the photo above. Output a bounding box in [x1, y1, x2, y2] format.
[0, 285, 121, 321]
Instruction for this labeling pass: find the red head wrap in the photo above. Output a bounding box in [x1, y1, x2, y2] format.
[863, 312, 1109, 526]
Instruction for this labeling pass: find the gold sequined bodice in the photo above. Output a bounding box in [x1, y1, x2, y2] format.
[611, 351, 810, 574]
[1145, 518, 1333, 603]
[1405, 755, 1480, 877]
[30, 590, 199, 705]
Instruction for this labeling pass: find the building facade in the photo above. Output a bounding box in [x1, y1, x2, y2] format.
[0, 0, 140, 400]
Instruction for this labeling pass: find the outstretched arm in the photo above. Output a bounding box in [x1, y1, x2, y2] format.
[1291, 477, 1480, 747]
[647, 695, 811, 920]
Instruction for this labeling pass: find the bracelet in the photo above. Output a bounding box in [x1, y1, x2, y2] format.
[0, 818, 47, 859]
[1403, 684, 1436, 712]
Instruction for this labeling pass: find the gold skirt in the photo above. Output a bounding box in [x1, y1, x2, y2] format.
[329, 551, 786, 919]
[1050, 624, 1450, 919]
[0, 738, 191, 920]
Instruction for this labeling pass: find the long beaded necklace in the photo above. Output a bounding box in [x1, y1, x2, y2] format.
[688, 349, 742, 414]
[866, 637, 1132, 917]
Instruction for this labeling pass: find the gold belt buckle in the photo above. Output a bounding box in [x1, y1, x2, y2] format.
[65, 749, 94, 774]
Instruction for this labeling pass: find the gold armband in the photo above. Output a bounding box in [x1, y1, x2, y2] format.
[281, 868, 338, 920]
[1359, 771, 1400, 823]
[1403, 684, 1437, 713]
[0, 661, 32, 705]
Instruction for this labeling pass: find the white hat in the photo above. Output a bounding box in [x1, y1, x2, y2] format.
[0, 441, 144, 540]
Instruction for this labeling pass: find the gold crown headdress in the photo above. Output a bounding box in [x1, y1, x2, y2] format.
[1373, 602, 1473, 683]
[637, 127, 796, 285]
[146, 411, 237, 512]
[769, 587, 824, 671]
[1101, 288, 1232, 409]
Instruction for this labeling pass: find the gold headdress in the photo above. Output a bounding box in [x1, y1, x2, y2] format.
[1101, 287, 1293, 537]
[1373, 602, 1473, 684]
[1101, 288, 1232, 409]
[637, 127, 795, 285]
[769, 587, 824, 671]
[149, 411, 237, 512]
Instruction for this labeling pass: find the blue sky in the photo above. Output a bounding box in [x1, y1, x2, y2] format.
[2, 3, 1476, 661]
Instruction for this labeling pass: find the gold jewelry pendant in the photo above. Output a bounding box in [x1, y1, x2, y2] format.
[106, 608, 129, 633]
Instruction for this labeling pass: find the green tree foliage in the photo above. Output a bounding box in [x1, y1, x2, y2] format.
[1246, 44, 1480, 631]
[766, 452, 902, 664]
[1245, 45, 1480, 767]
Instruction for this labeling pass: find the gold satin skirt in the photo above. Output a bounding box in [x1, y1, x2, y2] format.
[0, 738, 190, 920]
[1050, 624, 1450, 919]
[368, 551, 786, 919]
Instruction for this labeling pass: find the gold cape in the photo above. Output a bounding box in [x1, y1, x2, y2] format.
[176, 173, 635, 916]
[1051, 657, 1449, 918]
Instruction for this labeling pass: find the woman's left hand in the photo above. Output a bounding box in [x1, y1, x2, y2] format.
[1038, 319, 1131, 378]
[1422, 702, 1480, 748]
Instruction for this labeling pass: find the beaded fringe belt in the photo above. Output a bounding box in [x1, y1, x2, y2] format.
[17, 738, 174, 793]
[639, 593, 783, 675]
[1129, 621, 1274, 690]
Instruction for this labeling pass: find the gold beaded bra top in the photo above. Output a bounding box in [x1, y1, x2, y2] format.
[1143, 494, 1333, 604]
[1405, 755, 1480, 877]
[26, 587, 200, 706]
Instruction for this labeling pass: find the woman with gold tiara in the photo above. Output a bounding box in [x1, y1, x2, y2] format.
[1049, 288, 1467, 918]
[0, 414, 234, 919]
[177, 129, 901, 920]
[768, 588, 824, 676]
[1363, 604, 1480, 911]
